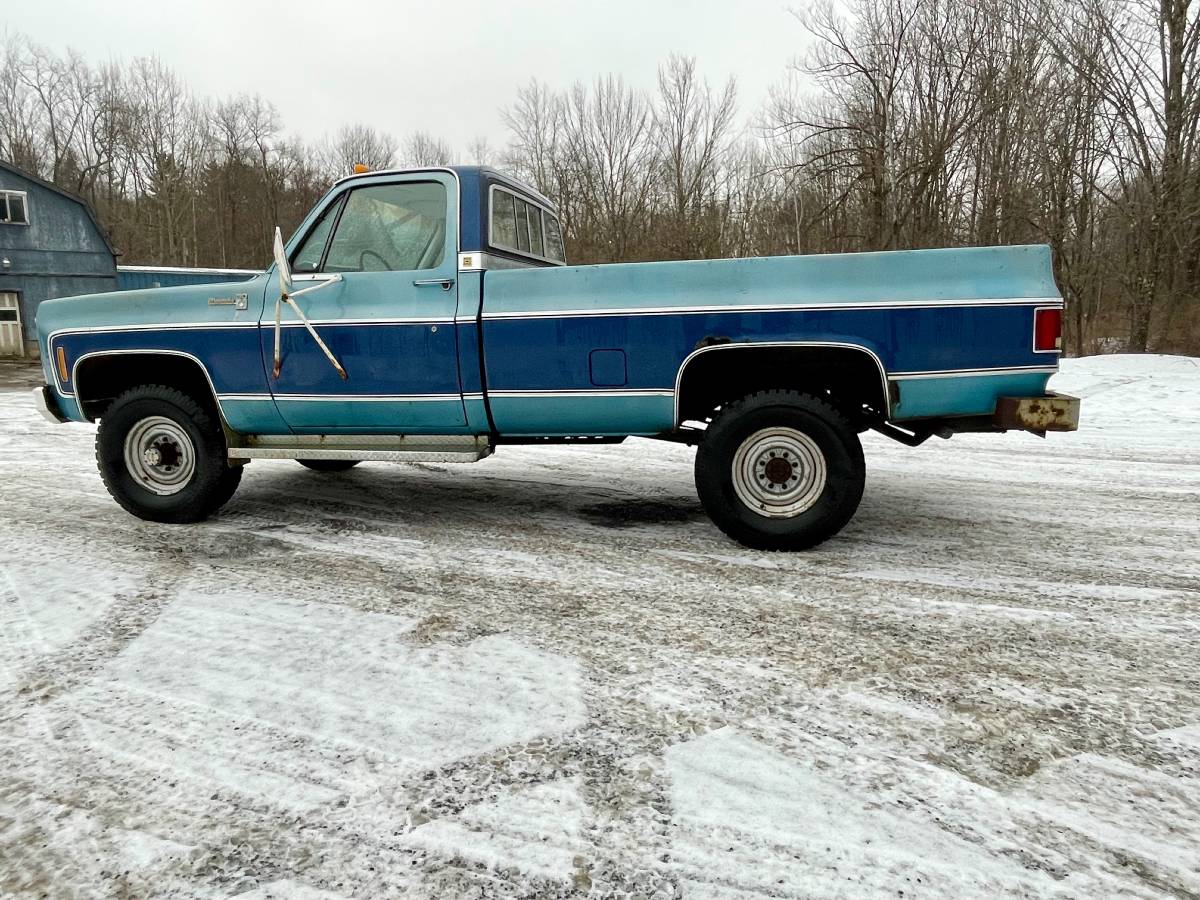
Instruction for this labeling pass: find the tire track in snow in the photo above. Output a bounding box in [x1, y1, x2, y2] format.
[2, 357, 1200, 897]
[11, 582, 179, 705]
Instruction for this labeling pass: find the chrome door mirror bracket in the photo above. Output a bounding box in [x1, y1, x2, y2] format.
[271, 226, 349, 380]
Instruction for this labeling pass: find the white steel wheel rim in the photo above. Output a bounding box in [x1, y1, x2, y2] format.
[731, 426, 827, 518]
[123, 416, 196, 496]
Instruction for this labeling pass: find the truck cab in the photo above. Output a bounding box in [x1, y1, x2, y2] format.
[270, 168, 570, 436]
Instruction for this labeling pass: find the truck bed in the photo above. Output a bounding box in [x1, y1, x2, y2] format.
[478, 245, 1062, 435]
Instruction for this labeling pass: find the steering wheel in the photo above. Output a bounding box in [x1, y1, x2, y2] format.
[359, 249, 392, 271]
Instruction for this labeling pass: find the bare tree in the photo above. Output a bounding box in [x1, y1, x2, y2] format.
[467, 135, 494, 166]
[322, 123, 397, 175]
[1, 21, 1196, 353]
[402, 131, 454, 166]
[126, 57, 208, 263]
[654, 54, 738, 258]
[1061, 0, 1200, 350]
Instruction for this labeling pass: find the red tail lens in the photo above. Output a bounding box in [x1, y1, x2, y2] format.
[1034, 307, 1062, 352]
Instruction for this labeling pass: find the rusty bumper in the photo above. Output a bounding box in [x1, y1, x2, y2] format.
[994, 392, 1080, 433]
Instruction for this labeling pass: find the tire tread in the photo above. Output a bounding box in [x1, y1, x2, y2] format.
[95, 384, 237, 523]
[695, 390, 865, 550]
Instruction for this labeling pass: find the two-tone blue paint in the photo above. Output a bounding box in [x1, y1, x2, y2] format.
[478, 304, 1050, 386]
[890, 370, 1054, 419]
[477, 244, 1060, 433]
[35, 165, 1063, 441]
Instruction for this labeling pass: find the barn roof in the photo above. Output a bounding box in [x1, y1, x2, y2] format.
[0, 158, 117, 256]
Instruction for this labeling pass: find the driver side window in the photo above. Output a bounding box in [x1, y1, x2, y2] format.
[324, 181, 447, 273]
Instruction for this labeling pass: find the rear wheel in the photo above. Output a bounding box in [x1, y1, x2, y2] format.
[96, 385, 241, 523]
[694, 391, 865, 550]
[297, 459, 360, 472]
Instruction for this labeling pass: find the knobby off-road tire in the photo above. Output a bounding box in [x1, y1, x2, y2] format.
[96, 385, 242, 523]
[297, 459, 360, 472]
[695, 391, 866, 551]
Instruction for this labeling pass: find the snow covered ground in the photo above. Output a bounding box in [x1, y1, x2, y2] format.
[0, 354, 1197, 898]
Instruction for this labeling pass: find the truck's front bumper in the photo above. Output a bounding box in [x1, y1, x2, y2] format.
[994, 392, 1080, 433]
[32, 385, 68, 424]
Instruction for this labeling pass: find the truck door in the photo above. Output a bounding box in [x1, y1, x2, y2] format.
[260, 173, 464, 432]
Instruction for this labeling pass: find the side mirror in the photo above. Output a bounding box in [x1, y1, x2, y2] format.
[270, 225, 347, 381]
[273, 226, 293, 296]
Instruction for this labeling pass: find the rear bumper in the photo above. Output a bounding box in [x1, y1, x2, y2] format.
[994, 392, 1080, 433]
[32, 385, 68, 424]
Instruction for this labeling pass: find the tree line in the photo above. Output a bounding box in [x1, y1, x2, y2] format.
[2, 0, 1197, 355]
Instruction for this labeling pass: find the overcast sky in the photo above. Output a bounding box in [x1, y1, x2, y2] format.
[8, 0, 812, 157]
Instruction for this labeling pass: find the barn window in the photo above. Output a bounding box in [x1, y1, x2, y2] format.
[1, 191, 28, 225]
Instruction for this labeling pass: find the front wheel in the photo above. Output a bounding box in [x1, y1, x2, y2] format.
[96, 385, 241, 523]
[694, 391, 865, 550]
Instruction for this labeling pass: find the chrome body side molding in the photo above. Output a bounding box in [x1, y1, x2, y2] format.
[672, 340, 891, 426]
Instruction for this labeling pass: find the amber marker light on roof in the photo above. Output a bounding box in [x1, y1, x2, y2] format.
[352, 163, 370, 174]
[56, 346, 69, 382]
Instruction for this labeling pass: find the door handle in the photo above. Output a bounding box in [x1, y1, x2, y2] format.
[413, 278, 455, 291]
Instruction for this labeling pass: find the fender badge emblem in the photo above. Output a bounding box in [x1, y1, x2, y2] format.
[209, 293, 249, 310]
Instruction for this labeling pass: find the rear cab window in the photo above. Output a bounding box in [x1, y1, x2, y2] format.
[488, 185, 565, 265]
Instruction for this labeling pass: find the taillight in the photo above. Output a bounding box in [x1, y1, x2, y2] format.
[1034, 308, 1062, 352]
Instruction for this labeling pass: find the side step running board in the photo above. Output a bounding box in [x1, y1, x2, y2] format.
[228, 433, 492, 464]
[229, 447, 491, 463]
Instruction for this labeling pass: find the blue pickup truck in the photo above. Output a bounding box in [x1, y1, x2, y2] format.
[33, 165, 1079, 550]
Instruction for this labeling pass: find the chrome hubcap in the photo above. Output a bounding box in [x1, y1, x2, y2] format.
[123, 416, 196, 496]
[731, 426, 827, 518]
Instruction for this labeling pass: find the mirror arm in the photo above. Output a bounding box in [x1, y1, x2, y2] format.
[277, 289, 348, 381]
[287, 275, 342, 299]
[270, 224, 348, 381]
[272, 278, 348, 380]
[273, 285, 283, 378]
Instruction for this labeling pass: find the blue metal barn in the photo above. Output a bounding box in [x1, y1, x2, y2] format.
[0, 160, 117, 356]
[0, 159, 262, 357]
